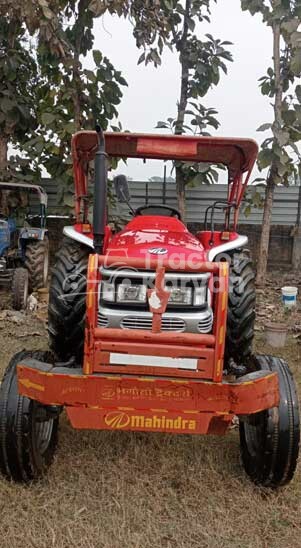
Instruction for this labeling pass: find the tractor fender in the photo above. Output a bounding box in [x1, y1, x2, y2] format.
[63, 225, 94, 249]
[207, 235, 248, 261]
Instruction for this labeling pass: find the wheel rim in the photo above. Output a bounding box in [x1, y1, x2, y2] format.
[35, 415, 54, 455]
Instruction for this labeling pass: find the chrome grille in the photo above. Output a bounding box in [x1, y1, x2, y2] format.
[97, 307, 213, 334]
[198, 315, 213, 332]
[98, 313, 109, 327]
[120, 316, 186, 332]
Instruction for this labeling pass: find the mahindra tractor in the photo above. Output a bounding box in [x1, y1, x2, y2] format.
[0, 129, 299, 487]
[0, 182, 49, 309]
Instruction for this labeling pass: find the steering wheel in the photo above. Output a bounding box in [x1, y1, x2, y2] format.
[135, 204, 182, 220]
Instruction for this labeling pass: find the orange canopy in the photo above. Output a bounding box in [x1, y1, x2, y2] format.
[71, 131, 258, 181]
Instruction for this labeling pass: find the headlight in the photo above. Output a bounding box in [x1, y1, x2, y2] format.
[117, 283, 147, 303]
[193, 286, 207, 306]
[101, 281, 115, 302]
[167, 287, 192, 306]
[100, 278, 208, 307]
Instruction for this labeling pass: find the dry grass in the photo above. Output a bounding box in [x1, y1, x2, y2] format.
[0, 316, 301, 547]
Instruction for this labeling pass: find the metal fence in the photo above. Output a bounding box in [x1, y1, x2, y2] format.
[37, 179, 300, 227]
[112, 182, 301, 227]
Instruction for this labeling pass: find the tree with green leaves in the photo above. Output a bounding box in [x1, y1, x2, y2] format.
[150, 0, 233, 219]
[0, 16, 39, 180]
[241, 0, 301, 286]
[27, 0, 128, 209]
[0, 1, 128, 211]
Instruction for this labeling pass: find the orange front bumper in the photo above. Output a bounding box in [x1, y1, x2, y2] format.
[17, 359, 279, 435]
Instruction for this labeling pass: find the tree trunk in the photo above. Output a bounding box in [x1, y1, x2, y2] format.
[174, 0, 191, 221]
[0, 135, 8, 175]
[0, 136, 9, 214]
[72, 57, 82, 130]
[71, 0, 90, 130]
[256, 175, 274, 286]
[256, 21, 282, 286]
[176, 166, 186, 220]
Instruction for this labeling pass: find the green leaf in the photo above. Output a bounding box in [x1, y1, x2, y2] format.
[137, 52, 145, 65]
[0, 97, 14, 112]
[85, 69, 96, 82]
[41, 112, 56, 125]
[282, 109, 297, 125]
[151, 50, 161, 66]
[64, 122, 77, 134]
[277, 130, 290, 147]
[187, 18, 195, 32]
[118, 76, 128, 86]
[281, 18, 299, 35]
[258, 149, 274, 170]
[155, 121, 169, 129]
[244, 205, 251, 217]
[257, 123, 272, 132]
[291, 51, 301, 76]
[93, 50, 102, 65]
[296, 85, 301, 103]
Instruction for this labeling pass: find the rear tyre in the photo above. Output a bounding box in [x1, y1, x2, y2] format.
[12, 267, 29, 310]
[0, 351, 59, 483]
[239, 354, 300, 488]
[25, 236, 49, 290]
[48, 237, 89, 362]
[226, 251, 256, 364]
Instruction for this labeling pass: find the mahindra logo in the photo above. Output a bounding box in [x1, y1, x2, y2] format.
[104, 411, 130, 429]
[148, 247, 168, 255]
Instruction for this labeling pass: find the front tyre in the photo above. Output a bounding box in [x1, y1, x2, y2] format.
[0, 351, 59, 483]
[239, 354, 300, 488]
[226, 251, 256, 364]
[48, 237, 89, 362]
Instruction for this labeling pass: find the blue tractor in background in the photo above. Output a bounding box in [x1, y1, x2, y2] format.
[0, 182, 49, 309]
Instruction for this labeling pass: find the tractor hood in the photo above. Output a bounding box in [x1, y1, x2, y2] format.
[106, 216, 206, 263]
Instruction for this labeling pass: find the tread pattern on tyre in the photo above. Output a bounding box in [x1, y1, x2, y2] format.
[25, 237, 49, 290]
[226, 252, 256, 363]
[48, 237, 89, 362]
[240, 354, 300, 488]
[0, 350, 58, 483]
[11, 267, 28, 310]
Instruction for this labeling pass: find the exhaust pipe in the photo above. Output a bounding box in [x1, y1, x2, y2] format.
[93, 125, 107, 254]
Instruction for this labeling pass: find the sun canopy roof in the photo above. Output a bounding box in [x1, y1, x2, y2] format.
[0, 182, 47, 206]
[72, 131, 258, 181]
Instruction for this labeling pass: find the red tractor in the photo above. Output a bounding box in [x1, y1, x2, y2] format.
[0, 129, 299, 486]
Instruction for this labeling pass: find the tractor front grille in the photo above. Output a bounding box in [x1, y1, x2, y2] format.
[120, 316, 186, 332]
[97, 307, 213, 334]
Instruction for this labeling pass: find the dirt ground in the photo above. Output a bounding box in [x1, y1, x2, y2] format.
[0, 272, 301, 548]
